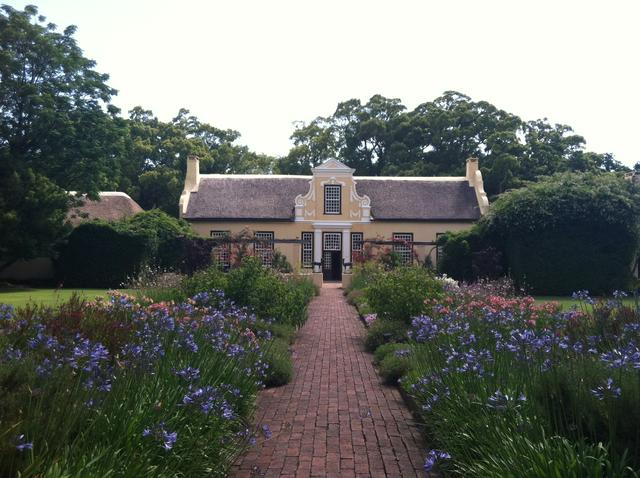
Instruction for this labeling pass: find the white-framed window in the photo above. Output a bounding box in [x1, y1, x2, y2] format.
[436, 232, 445, 266]
[210, 230, 230, 269]
[324, 185, 341, 215]
[323, 232, 341, 251]
[351, 232, 363, 262]
[255, 231, 274, 267]
[301, 232, 313, 268]
[393, 233, 414, 265]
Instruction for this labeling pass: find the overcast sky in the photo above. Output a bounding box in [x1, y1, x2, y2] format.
[8, 0, 640, 166]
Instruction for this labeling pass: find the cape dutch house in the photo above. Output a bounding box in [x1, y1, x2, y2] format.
[179, 156, 489, 288]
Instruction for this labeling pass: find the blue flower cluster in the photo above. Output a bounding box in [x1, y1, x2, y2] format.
[0, 290, 267, 456]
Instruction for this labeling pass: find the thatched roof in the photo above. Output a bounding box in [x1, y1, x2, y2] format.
[183, 176, 481, 221]
[67, 192, 144, 226]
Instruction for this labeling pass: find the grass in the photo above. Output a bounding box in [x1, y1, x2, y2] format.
[534, 295, 637, 310]
[0, 288, 131, 308]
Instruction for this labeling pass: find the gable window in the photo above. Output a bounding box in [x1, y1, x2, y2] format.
[324, 185, 341, 215]
[351, 232, 364, 263]
[301, 232, 313, 268]
[393, 233, 414, 265]
[255, 231, 274, 267]
[210, 230, 230, 270]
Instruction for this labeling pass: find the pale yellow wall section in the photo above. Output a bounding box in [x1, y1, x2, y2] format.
[190, 220, 473, 270]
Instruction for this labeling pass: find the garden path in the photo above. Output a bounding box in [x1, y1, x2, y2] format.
[231, 283, 428, 477]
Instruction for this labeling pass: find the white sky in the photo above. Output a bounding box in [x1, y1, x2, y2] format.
[7, 0, 640, 166]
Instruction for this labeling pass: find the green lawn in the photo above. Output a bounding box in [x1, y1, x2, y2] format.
[535, 295, 637, 310]
[0, 289, 131, 308]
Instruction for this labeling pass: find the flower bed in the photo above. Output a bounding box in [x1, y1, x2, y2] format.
[351, 263, 640, 476]
[0, 291, 273, 477]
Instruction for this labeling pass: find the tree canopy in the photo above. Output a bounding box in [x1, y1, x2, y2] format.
[279, 91, 628, 197]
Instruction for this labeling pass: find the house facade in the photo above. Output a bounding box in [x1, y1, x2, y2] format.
[179, 156, 489, 287]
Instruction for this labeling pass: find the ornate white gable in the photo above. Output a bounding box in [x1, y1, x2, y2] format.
[312, 158, 355, 174]
[294, 158, 371, 222]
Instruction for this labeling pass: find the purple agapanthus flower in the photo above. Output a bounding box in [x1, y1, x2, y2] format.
[424, 449, 451, 471]
[15, 434, 33, 451]
[142, 422, 178, 451]
[174, 366, 201, 382]
[591, 378, 622, 400]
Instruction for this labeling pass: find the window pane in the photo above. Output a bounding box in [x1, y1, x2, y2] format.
[210, 230, 230, 269]
[436, 232, 445, 267]
[255, 232, 274, 267]
[393, 233, 413, 265]
[323, 232, 341, 251]
[351, 232, 363, 262]
[324, 185, 341, 214]
[301, 232, 313, 268]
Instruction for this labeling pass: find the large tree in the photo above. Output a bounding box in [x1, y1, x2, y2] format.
[121, 108, 276, 215]
[0, 5, 125, 266]
[282, 91, 627, 197]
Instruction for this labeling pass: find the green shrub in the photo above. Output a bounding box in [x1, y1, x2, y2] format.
[347, 262, 384, 293]
[365, 266, 443, 323]
[364, 320, 408, 352]
[262, 338, 293, 387]
[269, 322, 297, 344]
[379, 351, 412, 384]
[118, 209, 198, 271]
[373, 342, 410, 364]
[271, 250, 293, 273]
[181, 266, 228, 298]
[56, 221, 153, 288]
[346, 289, 367, 308]
[254, 321, 297, 345]
[226, 257, 315, 326]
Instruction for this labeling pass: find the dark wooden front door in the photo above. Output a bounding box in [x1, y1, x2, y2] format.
[322, 251, 342, 281]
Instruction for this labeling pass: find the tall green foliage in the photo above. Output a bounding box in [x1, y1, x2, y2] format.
[0, 5, 123, 264]
[56, 210, 206, 287]
[485, 173, 640, 294]
[440, 173, 640, 294]
[56, 222, 152, 287]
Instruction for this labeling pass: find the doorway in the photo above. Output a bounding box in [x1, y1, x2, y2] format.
[322, 232, 342, 281]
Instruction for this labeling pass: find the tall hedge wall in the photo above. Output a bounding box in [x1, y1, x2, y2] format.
[56, 210, 214, 288]
[56, 222, 153, 288]
[439, 172, 640, 295]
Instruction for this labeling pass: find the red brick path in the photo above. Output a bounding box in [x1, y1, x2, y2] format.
[231, 284, 427, 477]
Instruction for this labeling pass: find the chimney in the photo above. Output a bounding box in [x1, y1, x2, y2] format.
[179, 155, 200, 217]
[465, 157, 490, 215]
[185, 155, 200, 192]
[466, 157, 479, 186]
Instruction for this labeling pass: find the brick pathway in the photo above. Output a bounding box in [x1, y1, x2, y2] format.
[231, 283, 427, 477]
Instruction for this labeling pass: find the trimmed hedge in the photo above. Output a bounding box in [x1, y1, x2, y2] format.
[439, 172, 640, 295]
[56, 221, 152, 287]
[56, 210, 215, 287]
